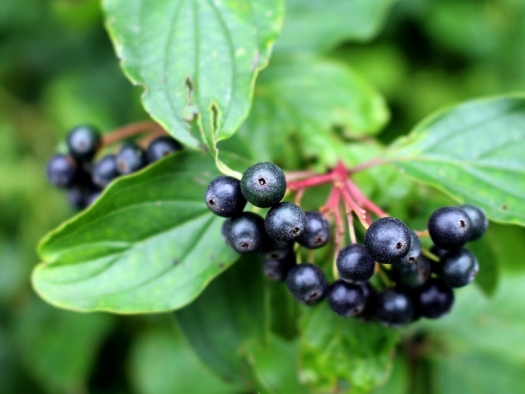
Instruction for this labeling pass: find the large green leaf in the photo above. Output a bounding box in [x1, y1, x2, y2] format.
[299, 303, 399, 393]
[103, 0, 284, 173]
[275, 0, 396, 54]
[388, 95, 525, 226]
[32, 152, 248, 313]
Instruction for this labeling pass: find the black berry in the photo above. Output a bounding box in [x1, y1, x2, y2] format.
[391, 255, 431, 289]
[67, 185, 99, 210]
[394, 229, 421, 266]
[364, 217, 411, 263]
[327, 280, 366, 317]
[428, 206, 472, 250]
[116, 142, 146, 174]
[146, 136, 182, 163]
[375, 288, 414, 327]
[262, 252, 296, 282]
[297, 211, 330, 249]
[265, 202, 307, 242]
[459, 204, 488, 241]
[286, 263, 327, 304]
[225, 212, 267, 254]
[336, 244, 375, 284]
[240, 162, 286, 208]
[415, 278, 454, 319]
[46, 154, 78, 187]
[92, 154, 119, 188]
[205, 176, 247, 217]
[437, 248, 479, 288]
[66, 125, 101, 161]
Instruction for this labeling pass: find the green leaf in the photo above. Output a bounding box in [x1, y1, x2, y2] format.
[175, 256, 268, 388]
[275, 0, 396, 54]
[468, 237, 499, 297]
[103, 0, 284, 173]
[299, 303, 399, 393]
[388, 95, 525, 226]
[33, 152, 248, 313]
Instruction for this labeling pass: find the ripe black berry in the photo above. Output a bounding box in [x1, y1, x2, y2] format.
[225, 212, 267, 254]
[92, 154, 119, 188]
[327, 280, 366, 317]
[297, 211, 330, 249]
[240, 162, 286, 208]
[116, 142, 146, 174]
[391, 255, 431, 289]
[437, 248, 479, 288]
[336, 244, 375, 284]
[205, 176, 247, 217]
[364, 217, 411, 263]
[459, 204, 488, 241]
[67, 185, 99, 210]
[375, 288, 414, 327]
[428, 206, 472, 250]
[286, 263, 327, 304]
[415, 278, 454, 319]
[146, 136, 182, 163]
[265, 202, 307, 242]
[66, 125, 101, 161]
[395, 229, 421, 266]
[262, 252, 296, 282]
[46, 154, 77, 187]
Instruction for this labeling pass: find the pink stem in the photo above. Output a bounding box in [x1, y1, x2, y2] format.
[287, 172, 335, 191]
[349, 157, 388, 174]
[341, 186, 372, 229]
[345, 180, 388, 218]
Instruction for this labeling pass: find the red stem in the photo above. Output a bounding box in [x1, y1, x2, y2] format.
[340, 186, 372, 228]
[345, 180, 388, 218]
[102, 121, 166, 146]
[349, 157, 388, 174]
[287, 172, 334, 191]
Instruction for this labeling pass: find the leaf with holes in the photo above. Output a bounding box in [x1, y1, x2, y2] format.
[32, 152, 249, 313]
[388, 95, 525, 226]
[103, 0, 284, 174]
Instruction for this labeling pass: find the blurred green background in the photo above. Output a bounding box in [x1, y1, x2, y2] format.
[1, 0, 525, 393]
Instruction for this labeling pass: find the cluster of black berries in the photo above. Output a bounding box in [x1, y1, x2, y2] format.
[46, 125, 181, 210]
[205, 162, 487, 327]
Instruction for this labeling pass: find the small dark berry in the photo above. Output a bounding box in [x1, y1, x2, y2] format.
[92, 154, 119, 188]
[46, 154, 78, 187]
[327, 280, 366, 317]
[205, 176, 247, 217]
[415, 278, 454, 319]
[262, 253, 296, 282]
[375, 288, 414, 327]
[364, 217, 411, 263]
[437, 248, 479, 288]
[262, 239, 294, 261]
[297, 211, 331, 249]
[355, 282, 378, 321]
[265, 202, 307, 242]
[428, 206, 472, 250]
[394, 229, 421, 266]
[240, 162, 286, 208]
[459, 204, 488, 241]
[116, 143, 146, 174]
[66, 125, 101, 161]
[336, 244, 375, 284]
[226, 212, 266, 254]
[67, 185, 99, 210]
[286, 263, 327, 304]
[146, 136, 182, 163]
[391, 255, 431, 289]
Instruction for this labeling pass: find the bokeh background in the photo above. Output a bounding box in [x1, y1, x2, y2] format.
[1, 0, 525, 393]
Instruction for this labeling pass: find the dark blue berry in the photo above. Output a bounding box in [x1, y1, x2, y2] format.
[205, 176, 247, 217]
[415, 278, 454, 319]
[459, 204, 488, 241]
[286, 263, 327, 304]
[67, 185, 99, 210]
[146, 136, 182, 163]
[240, 162, 286, 208]
[92, 154, 119, 188]
[66, 125, 101, 161]
[391, 255, 431, 289]
[262, 252, 296, 282]
[46, 154, 78, 187]
[265, 202, 307, 242]
[428, 206, 471, 250]
[327, 280, 366, 317]
[437, 248, 479, 288]
[116, 142, 146, 174]
[336, 244, 375, 284]
[364, 217, 411, 263]
[226, 212, 267, 254]
[262, 239, 294, 261]
[394, 229, 421, 266]
[297, 211, 330, 249]
[375, 288, 414, 327]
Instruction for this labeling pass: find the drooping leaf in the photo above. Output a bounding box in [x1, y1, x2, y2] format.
[299, 303, 399, 393]
[103, 0, 284, 174]
[388, 95, 525, 226]
[33, 152, 249, 313]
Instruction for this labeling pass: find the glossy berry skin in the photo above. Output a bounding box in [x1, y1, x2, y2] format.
[416, 278, 454, 319]
[226, 212, 267, 254]
[265, 202, 307, 242]
[327, 280, 366, 317]
[240, 162, 286, 208]
[375, 288, 414, 327]
[391, 255, 431, 289]
[394, 230, 421, 266]
[437, 248, 479, 288]
[146, 136, 182, 163]
[364, 217, 411, 263]
[205, 176, 247, 217]
[92, 154, 119, 188]
[459, 204, 488, 241]
[428, 206, 472, 250]
[262, 253, 296, 282]
[286, 263, 327, 304]
[297, 211, 330, 249]
[46, 154, 78, 188]
[336, 244, 375, 284]
[66, 125, 101, 161]
[116, 143, 146, 174]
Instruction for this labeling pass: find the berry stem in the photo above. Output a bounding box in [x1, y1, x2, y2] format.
[421, 248, 440, 262]
[102, 121, 167, 146]
[376, 264, 393, 287]
[340, 185, 372, 229]
[294, 188, 305, 206]
[345, 180, 388, 218]
[349, 157, 389, 174]
[285, 170, 319, 181]
[287, 172, 335, 191]
[415, 229, 430, 238]
[344, 200, 357, 244]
